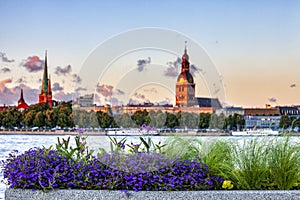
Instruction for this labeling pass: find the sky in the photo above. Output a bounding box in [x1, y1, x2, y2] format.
[0, 0, 300, 108]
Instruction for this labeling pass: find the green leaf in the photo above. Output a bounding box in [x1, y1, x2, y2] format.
[140, 137, 150, 152]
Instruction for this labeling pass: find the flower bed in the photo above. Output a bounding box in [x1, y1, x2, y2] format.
[2, 134, 300, 195]
[1, 135, 223, 192]
[1, 148, 222, 191]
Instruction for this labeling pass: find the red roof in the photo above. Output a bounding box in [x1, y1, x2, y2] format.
[16, 101, 29, 109]
[16, 89, 29, 109]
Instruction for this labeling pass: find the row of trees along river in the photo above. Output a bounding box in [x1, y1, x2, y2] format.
[0, 101, 298, 130]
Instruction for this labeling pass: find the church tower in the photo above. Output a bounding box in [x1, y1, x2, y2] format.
[175, 43, 195, 107]
[16, 89, 29, 110]
[38, 51, 53, 107]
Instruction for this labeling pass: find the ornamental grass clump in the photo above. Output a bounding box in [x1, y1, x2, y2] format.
[162, 136, 300, 190]
[227, 137, 300, 190]
[1, 135, 223, 192]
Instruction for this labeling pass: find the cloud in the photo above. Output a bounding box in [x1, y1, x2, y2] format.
[290, 84, 296, 88]
[0, 79, 13, 93]
[111, 97, 121, 106]
[0, 52, 14, 63]
[96, 84, 113, 97]
[115, 88, 125, 95]
[133, 92, 145, 99]
[167, 57, 181, 69]
[128, 98, 140, 105]
[128, 92, 150, 105]
[1, 67, 11, 73]
[156, 98, 171, 105]
[190, 64, 204, 75]
[164, 57, 204, 77]
[95, 84, 125, 103]
[55, 65, 72, 76]
[165, 57, 181, 77]
[143, 87, 157, 94]
[72, 74, 82, 83]
[53, 91, 75, 102]
[137, 57, 151, 72]
[75, 87, 87, 92]
[52, 82, 64, 92]
[21, 56, 44, 72]
[268, 97, 277, 103]
[16, 77, 26, 84]
[0, 81, 39, 105]
[15, 84, 39, 104]
[164, 66, 178, 77]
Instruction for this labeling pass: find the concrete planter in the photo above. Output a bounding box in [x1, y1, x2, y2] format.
[5, 188, 300, 200]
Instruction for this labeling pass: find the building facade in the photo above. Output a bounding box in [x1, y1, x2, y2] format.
[244, 108, 280, 129]
[77, 94, 94, 107]
[279, 106, 300, 117]
[215, 107, 244, 117]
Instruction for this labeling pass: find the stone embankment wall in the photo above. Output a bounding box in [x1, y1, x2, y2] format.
[5, 189, 300, 200]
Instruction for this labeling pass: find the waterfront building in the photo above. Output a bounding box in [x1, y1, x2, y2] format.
[38, 51, 53, 107]
[216, 106, 244, 117]
[77, 94, 94, 107]
[244, 107, 280, 129]
[278, 106, 300, 117]
[73, 103, 111, 113]
[121, 103, 174, 115]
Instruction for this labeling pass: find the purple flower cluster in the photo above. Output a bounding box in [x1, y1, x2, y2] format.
[1, 148, 74, 190]
[141, 124, 154, 131]
[97, 153, 223, 191]
[1, 148, 223, 191]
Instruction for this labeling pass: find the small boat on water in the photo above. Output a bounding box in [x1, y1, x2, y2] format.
[105, 128, 160, 136]
[231, 129, 280, 136]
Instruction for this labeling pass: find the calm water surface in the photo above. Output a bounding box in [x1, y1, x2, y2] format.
[0, 134, 299, 199]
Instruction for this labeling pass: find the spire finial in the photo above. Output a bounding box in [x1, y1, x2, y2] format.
[182, 41, 189, 61]
[41, 50, 48, 94]
[20, 88, 24, 100]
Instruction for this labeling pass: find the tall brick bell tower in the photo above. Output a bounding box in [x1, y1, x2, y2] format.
[38, 51, 52, 107]
[175, 42, 195, 107]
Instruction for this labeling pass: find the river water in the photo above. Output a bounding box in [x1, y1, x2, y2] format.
[0, 134, 299, 199]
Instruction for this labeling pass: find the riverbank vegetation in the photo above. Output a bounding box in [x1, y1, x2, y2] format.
[0, 102, 245, 131]
[2, 135, 300, 191]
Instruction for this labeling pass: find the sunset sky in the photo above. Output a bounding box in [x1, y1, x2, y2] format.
[0, 0, 299, 108]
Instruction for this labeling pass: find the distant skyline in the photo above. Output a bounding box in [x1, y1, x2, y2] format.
[0, 0, 300, 107]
